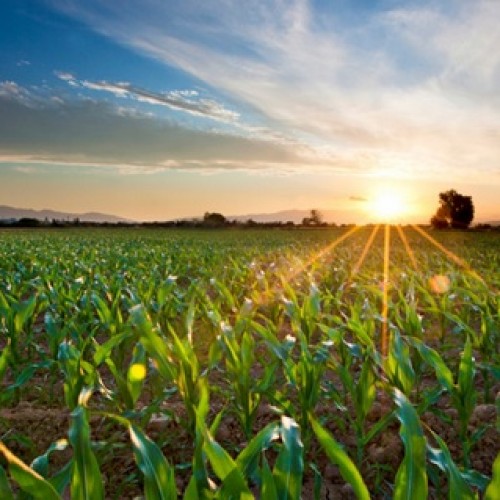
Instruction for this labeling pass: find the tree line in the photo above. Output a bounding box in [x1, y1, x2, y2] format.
[1, 192, 496, 230]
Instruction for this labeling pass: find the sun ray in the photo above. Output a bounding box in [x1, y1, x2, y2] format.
[351, 224, 380, 277]
[395, 225, 418, 270]
[410, 224, 486, 286]
[283, 224, 361, 284]
[251, 224, 361, 309]
[381, 224, 391, 357]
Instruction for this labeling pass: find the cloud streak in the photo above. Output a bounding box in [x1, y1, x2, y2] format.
[55, 72, 239, 122]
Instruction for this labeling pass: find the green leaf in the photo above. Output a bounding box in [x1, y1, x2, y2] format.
[309, 414, 370, 500]
[14, 295, 37, 334]
[0, 343, 11, 383]
[273, 416, 304, 500]
[0, 465, 14, 500]
[190, 380, 211, 495]
[91, 293, 112, 329]
[68, 406, 104, 500]
[31, 439, 69, 478]
[410, 338, 453, 392]
[49, 461, 73, 496]
[458, 338, 474, 387]
[485, 452, 500, 500]
[356, 356, 376, 421]
[393, 390, 428, 500]
[427, 431, 475, 500]
[129, 305, 175, 381]
[127, 342, 147, 406]
[236, 422, 280, 480]
[93, 331, 133, 366]
[261, 455, 278, 500]
[0, 442, 60, 500]
[457, 338, 476, 406]
[385, 331, 415, 395]
[129, 425, 177, 500]
[202, 430, 252, 497]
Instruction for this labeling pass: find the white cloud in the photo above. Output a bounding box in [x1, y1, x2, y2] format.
[54, 71, 79, 87]
[56, 72, 239, 122]
[22, 1, 500, 181]
[0, 81, 38, 107]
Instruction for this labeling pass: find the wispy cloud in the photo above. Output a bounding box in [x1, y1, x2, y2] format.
[55, 72, 239, 122]
[0, 81, 38, 107]
[45, 0, 500, 181]
[349, 196, 367, 202]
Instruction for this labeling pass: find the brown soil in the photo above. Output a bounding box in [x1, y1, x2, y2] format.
[1, 375, 498, 499]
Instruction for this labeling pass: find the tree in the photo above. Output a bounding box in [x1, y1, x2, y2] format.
[302, 209, 323, 226]
[431, 189, 474, 229]
[202, 212, 227, 227]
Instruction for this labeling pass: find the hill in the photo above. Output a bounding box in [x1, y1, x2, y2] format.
[228, 209, 361, 225]
[0, 205, 130, 223]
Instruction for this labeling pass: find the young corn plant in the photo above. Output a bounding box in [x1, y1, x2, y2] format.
[394, 297, 426, 399]
[212, 323, 263, 439]
[334, 343, 393, 469]
[410, 336, 478, 468]
[68, 390, 105, 499]
[383, 329, 416, 398]
[0, 291, 38, 366]
[189, 382, 305, 499]
[210, 298, 278, 439]
[103, 412, 177, 499]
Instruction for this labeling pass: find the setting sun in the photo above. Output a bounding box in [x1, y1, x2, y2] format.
[370, 191, 407, 221]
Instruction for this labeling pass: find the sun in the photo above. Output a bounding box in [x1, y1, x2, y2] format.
[370, 191, 407, 221]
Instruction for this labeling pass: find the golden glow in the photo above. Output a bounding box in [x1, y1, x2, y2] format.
[381, 224, 390, 357]
[370, 191, 407, 221]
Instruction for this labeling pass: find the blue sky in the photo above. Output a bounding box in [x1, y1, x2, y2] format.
[1, 0, 499, 222]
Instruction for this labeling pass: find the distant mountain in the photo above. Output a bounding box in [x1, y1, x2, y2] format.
[0, 205, 131, 223]
[228, 209, 364, 225]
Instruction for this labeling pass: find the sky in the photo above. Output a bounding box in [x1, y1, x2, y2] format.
[1, 0, 499, 223]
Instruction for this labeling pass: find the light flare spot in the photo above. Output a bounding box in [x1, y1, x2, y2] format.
[129, 363, 146, 382]
[429, 275, 450, 294]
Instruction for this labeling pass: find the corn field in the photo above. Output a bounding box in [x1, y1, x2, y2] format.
[0, 227, 498, 499]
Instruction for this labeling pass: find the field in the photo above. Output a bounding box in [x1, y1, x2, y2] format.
[0, 226, 498, 499]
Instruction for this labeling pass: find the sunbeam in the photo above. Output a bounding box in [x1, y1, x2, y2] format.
[410, 224, 486, 286]
[382, 224, 391, 356]
[351, 224, 380, 277]
[395, 225, 418, 270]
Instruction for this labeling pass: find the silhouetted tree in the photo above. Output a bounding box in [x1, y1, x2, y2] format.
[431, 189, 474, 229]
[302, 209, 323, 226]
[203, 212, 227, 227]
[17, 217, 41, 227]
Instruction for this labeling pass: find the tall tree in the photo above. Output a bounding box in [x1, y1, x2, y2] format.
[431, 190, 474, 229]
